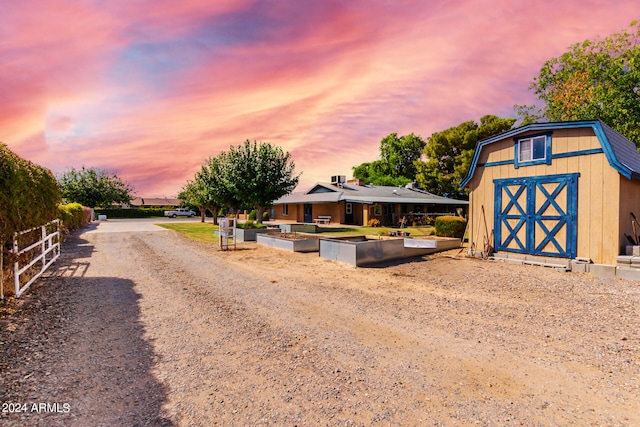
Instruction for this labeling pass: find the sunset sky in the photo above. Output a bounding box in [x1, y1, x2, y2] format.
[2, 1, 639, 197]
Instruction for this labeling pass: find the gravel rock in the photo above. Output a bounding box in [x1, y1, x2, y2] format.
[1, 223, 639, 425]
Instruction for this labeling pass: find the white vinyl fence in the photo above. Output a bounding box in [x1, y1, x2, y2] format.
[8, 219, 61, 298]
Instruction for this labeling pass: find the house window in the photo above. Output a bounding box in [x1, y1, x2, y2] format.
[282, 204, 289, 216]
[514, 133, 551, 168]
[345, 203, 352, 215]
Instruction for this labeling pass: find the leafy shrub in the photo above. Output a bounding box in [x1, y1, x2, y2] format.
[434, 216, 467, 238]
[367, 218, 381, 227]
[58, 203, 85, 230]
[247, 209, 269, 221]
[1, 143, 61, 243]
[240, 220, 265, 229]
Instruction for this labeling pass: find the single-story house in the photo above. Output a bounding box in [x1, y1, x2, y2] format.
[127, 197, 181, 208]
[272, 177, 468, 226]
[461, 119, 640, 269]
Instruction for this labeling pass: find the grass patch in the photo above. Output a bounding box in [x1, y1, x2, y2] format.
[157, 222, 219, 243]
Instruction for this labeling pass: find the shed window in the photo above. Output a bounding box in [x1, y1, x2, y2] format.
[282, 204, 289, 216]
[514, 133, 551, 168]
[519, 136, 546, 161]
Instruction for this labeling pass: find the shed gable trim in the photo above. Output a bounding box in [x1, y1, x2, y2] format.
[478, 147, 605, 169]
[551, 148, 604, 159]
[461, 120, 637, 187]
[479, 159, 514, 168]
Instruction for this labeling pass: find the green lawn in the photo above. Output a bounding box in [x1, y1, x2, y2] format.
[157, 222, 219, 243]
[157, 222, 435, 243]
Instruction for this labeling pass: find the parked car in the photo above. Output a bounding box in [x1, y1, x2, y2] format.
[164, 208, 196, 218]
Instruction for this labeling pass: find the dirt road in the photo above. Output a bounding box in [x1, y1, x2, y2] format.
[1, 220, 639, 426]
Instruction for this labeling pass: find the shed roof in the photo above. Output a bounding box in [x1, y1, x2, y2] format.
[461, 120, 640, 187]
[275, 183, 468, 205]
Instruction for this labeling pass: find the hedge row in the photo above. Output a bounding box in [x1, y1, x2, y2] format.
[58, 203, 93, 231]
[0, 143, 61, 243]
[434, 215, 467, 238]
[94, 208, 168, 218]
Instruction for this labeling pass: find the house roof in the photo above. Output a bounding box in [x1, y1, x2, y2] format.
[275, 183, 468, 205]
[130, 197, 181, 206]
[461, 120, 640, 188]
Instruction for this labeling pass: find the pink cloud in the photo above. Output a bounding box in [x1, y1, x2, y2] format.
[2, 0, 639, 197]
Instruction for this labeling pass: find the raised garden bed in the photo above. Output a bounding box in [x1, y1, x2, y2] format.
[319, 235, 460, 266]
[214, 227, 278, 242]
[403, 236, 461, 250]
[278, 223, 318, 233]
[257, 233, 321, 252]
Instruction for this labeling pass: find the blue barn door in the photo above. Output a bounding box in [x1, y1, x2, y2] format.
[494, 174, 578, 258]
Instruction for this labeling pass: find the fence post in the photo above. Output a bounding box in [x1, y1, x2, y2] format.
[41, 224, 46, 273]
[13, 231, 19, 296]
[1, 242, 4, 300]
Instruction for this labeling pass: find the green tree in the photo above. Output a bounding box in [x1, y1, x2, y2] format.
[184, 141, 300, 225]
[179, 153, 242, 224]
[415, 115, 516, 199]
[57, 166, 134, 208]
[352, 133, 426, 186]
[225, 140, 300, 223]
[178, 179, 210, 223]
[523, 20, 640, 143]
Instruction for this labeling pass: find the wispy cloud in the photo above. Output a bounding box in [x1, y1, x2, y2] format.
[2, 0, 639, 195]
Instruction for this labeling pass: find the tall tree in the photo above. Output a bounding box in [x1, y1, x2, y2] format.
[352, 133, 426, 186]
[184, 141, 300, 225]
[57, 166, 134, 208]
[225, 140, 300, 223]
[415, 115, 516, 199]
[179, 153, 243, 224]
[178, 179, 210, 223]
[523, 20, 640, 143]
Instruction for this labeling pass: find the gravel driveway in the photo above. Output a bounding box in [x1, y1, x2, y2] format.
[1, 220, 639, 426]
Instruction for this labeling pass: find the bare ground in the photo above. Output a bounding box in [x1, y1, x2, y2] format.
[1, 222, 639, 426]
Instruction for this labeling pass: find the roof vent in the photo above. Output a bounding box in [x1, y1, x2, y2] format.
[331, 175, 346, 185]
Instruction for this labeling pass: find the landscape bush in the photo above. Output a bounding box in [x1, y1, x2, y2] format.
[58, 203, 85, 231]
[94, 208, 166, 218]
[1, 143, 61, 243]
[434, 216, 467, 238]
[239, 220, 265, 229]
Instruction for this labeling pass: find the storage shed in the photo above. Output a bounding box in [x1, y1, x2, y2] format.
[461, 120, 640, 270]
